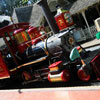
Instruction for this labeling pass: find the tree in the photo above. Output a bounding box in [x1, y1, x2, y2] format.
[1, 0, 39, 16]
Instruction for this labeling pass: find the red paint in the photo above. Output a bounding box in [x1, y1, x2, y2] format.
[61, 70, 70, 82]
[90, 53, 100, 80]
[13, 28, 24, 35]
[0, 52, 10, 79]
[77, 69, 90, 81]
[55, 11, 74, 30]
[13, 28, 31, 53]
[48, 72, 51, 82]
[31, 38, 41, 45]
[77, 46, 81, 51]
[0, 23, 29, 36]
[17, 41, 31, 53]
[49, 61, 62, 68]
[28, 27, 41, 40]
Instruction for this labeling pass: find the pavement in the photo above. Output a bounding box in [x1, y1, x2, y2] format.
[81, 38, 100, 48]
[1, 86, 100, 100]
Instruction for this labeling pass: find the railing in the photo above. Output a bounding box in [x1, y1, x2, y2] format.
[83, 25, 98, 38]
[73, 25, 98, 42]
[73, 28, 86, 42]
[90, 25, 98, 37]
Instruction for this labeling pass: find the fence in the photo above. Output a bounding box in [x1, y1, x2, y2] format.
[73, 25, 98, 42]
[83, 25, 98, 38]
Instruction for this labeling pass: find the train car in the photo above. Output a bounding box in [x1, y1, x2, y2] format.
[0, 21, 50, 86]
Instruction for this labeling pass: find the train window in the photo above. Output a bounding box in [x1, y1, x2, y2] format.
[0, 38, 17, 70]
[0, 38, 6, 49]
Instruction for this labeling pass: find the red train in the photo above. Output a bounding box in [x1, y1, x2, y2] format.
[0, 0, 100, 87]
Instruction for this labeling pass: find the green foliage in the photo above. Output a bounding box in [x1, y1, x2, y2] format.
[22, 0, 28, 4]
[1, 0, 38, 15]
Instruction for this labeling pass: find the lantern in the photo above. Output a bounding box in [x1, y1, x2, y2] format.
[28, 27, 42, 44]
[28, 27, 41, 39]
[13, 28, 30, 53]
[55, 8, 74, 31]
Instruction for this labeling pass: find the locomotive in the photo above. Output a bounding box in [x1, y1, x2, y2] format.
[0, 0, 100, 87]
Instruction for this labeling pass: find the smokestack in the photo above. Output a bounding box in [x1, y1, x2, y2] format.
[37, 0, 59, 34]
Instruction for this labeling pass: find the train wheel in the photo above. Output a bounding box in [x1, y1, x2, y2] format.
[61, 70, 70, 82]
[77, 69, 90, 81]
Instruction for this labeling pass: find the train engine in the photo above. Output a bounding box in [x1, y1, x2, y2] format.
[13, 27, 76, 83]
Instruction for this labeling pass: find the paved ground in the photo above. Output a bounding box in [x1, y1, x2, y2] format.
[81, 38, 100, 48]
[0, 86, 100, 100]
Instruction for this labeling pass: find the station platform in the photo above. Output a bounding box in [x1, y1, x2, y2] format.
[81, 38, 100, 48]
[1, 86, 100, 100]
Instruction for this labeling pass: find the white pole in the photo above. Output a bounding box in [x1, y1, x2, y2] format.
[96, 5, 100, 16]
[81, 10, 93, 38]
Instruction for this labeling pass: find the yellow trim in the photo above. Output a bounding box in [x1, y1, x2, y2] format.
[44, 39, 49, 55]
[50, 67, 59, 71]
[10, 57, 47, 72]
[81, 59, 86, 65]
[10, 68, 17, 72]
[38, 42, 49, 56]
[50, 77, 62, 82]
[17, 56, 47, 69]
[0, 76, 10, 79]
[79, 49, 82, 53]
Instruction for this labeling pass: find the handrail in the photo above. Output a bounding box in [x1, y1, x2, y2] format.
[0, 22, 30, 37]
